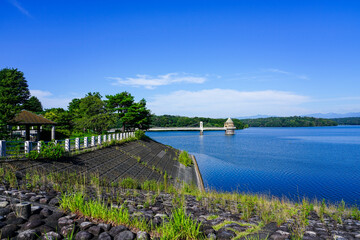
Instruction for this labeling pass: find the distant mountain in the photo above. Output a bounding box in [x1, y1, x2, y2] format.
[237, 112, 360, 120]
[237, 115, 278, 119]
[305, 112, 360, 119]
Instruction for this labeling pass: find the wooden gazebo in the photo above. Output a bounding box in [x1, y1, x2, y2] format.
[9, 110, 57, 141]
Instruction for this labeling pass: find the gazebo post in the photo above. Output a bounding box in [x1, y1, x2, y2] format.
[36, 125, 41, 142]
[25, 125, 30, 140]
[51, 125, 56, 140]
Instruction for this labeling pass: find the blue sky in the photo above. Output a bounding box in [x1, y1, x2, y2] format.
[1, 0, 360, 117]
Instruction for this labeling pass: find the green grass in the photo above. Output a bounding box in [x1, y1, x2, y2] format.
[120, 177, 140, 189]
[1, 160, 359, 240]
[157, 207, 203, 240]
[178, 151, 193, 166]
[60, 192, 135, 229]
[60, 192, 203, 239]
[207, 214, 219, 220]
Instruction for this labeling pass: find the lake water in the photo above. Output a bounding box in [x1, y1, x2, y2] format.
[147, 126, 360, 204]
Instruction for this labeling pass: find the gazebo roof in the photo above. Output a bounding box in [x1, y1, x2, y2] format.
[10, 110, 56, 125]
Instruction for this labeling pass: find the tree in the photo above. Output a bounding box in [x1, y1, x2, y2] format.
[0, 68, 30, 139]
[122, 99, 151, 130]
[68, 98, 81, 116]
[73, 93, 113, 133]
[43, 108, 73, 131]
[105, 92, 135, 131]
[23, 96, 43, 113]
[76, 113, 115, 134]
[78, 94, 104, 117]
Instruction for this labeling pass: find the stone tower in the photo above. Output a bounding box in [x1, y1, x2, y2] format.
[224, 118, 236, 135]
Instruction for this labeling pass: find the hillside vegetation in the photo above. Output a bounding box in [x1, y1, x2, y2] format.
[331, 117, 360, 125]
[151, 115, 246, 129]
[241, 116, 338, 127]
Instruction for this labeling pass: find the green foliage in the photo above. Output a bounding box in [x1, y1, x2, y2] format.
[241, 116, 338, 127]
[120, 177, 140, 189]
[332, 200, 346, 224]
[60, 192, 132, 228]
[151, 115, 245, 129]
[319, 199, 326, 221]
[142, 180, 162, 192]
[178, 151, 193, 167]
[331, 117, 360, 125]
[44, 108, 73, 131]
[105, 91, 134, 115]
[135, 130, 146, 140]
[41, 141, 65, 160]
[106, 93, 151, 131]
[0, 68, 30, 139]
[238, 196, 258, 221]
[122, 99, 151, 130]
[26, 149, 41, 160]
[76, 113, 115, 134]
[42, 91, 151, 137]
[26, 141, 65, 160]
[351, 206, 360, 220]
[159, 207, 203, 240]
[23, 96, 43, 113]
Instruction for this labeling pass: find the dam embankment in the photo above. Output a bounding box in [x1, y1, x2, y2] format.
[0, 139, 202, 189]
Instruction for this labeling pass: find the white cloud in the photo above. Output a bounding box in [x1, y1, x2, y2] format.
[265, 68, 309, 80]
[148, 89, 311, 118]
[30, 90, 52, 98]
[266, 68, 290, 75]
[108, 72, 206, 89]
[30, 89, 72, 109]
[7, 0, 32, 17]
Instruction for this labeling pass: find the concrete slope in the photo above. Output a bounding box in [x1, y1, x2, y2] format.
[2, 139, 199, 187]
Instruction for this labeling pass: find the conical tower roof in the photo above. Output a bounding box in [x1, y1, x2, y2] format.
[225, 118, 233, 123]
[224, 117, 235, 128]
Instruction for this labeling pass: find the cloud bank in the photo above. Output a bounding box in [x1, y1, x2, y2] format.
[108, 72, 206, 89]
[148, 89, 311, 118]
[265, 68, 309, 80]
[30, 90, 71, 109]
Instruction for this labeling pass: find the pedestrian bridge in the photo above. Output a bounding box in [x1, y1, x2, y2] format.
[148, 119, 236, 135]
[147, 127, 226, 131]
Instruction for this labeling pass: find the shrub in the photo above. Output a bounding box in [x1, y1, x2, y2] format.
[26, 140, 65, 160]
[135, 130, 146, 140]
[40, 141, 65, 160]
[26, 149, 40, 160]
[142, 180, 159, 191]
[120, 177, 140, 189]
[178, 151, 193, 167]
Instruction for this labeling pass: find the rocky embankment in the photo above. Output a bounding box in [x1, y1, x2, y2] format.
[1, 183, 360, 240]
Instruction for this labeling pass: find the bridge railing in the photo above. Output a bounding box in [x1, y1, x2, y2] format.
[0, 131, 135, 160]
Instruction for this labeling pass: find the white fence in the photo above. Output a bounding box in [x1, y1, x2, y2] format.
[0, 132, 135, 159]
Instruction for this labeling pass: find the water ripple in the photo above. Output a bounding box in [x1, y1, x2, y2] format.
[148, 126, 360, 204]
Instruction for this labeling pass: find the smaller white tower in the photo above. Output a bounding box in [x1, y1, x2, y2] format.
[200, 121, 204, 135]
[224, 118, 236, 135]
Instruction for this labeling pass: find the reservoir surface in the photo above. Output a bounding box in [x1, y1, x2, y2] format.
[147, 126, 360, 204]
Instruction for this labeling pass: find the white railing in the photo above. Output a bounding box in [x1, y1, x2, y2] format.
[0, 132, 135, 159]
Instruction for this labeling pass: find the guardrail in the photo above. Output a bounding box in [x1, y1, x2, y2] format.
[0, 132, 135, 160]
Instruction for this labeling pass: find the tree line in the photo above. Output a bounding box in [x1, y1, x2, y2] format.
[151, 115, 246, 129]
[331, 117, 360, 125]
[240, 116, 338, 127]
[0, 68, 151, 140]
